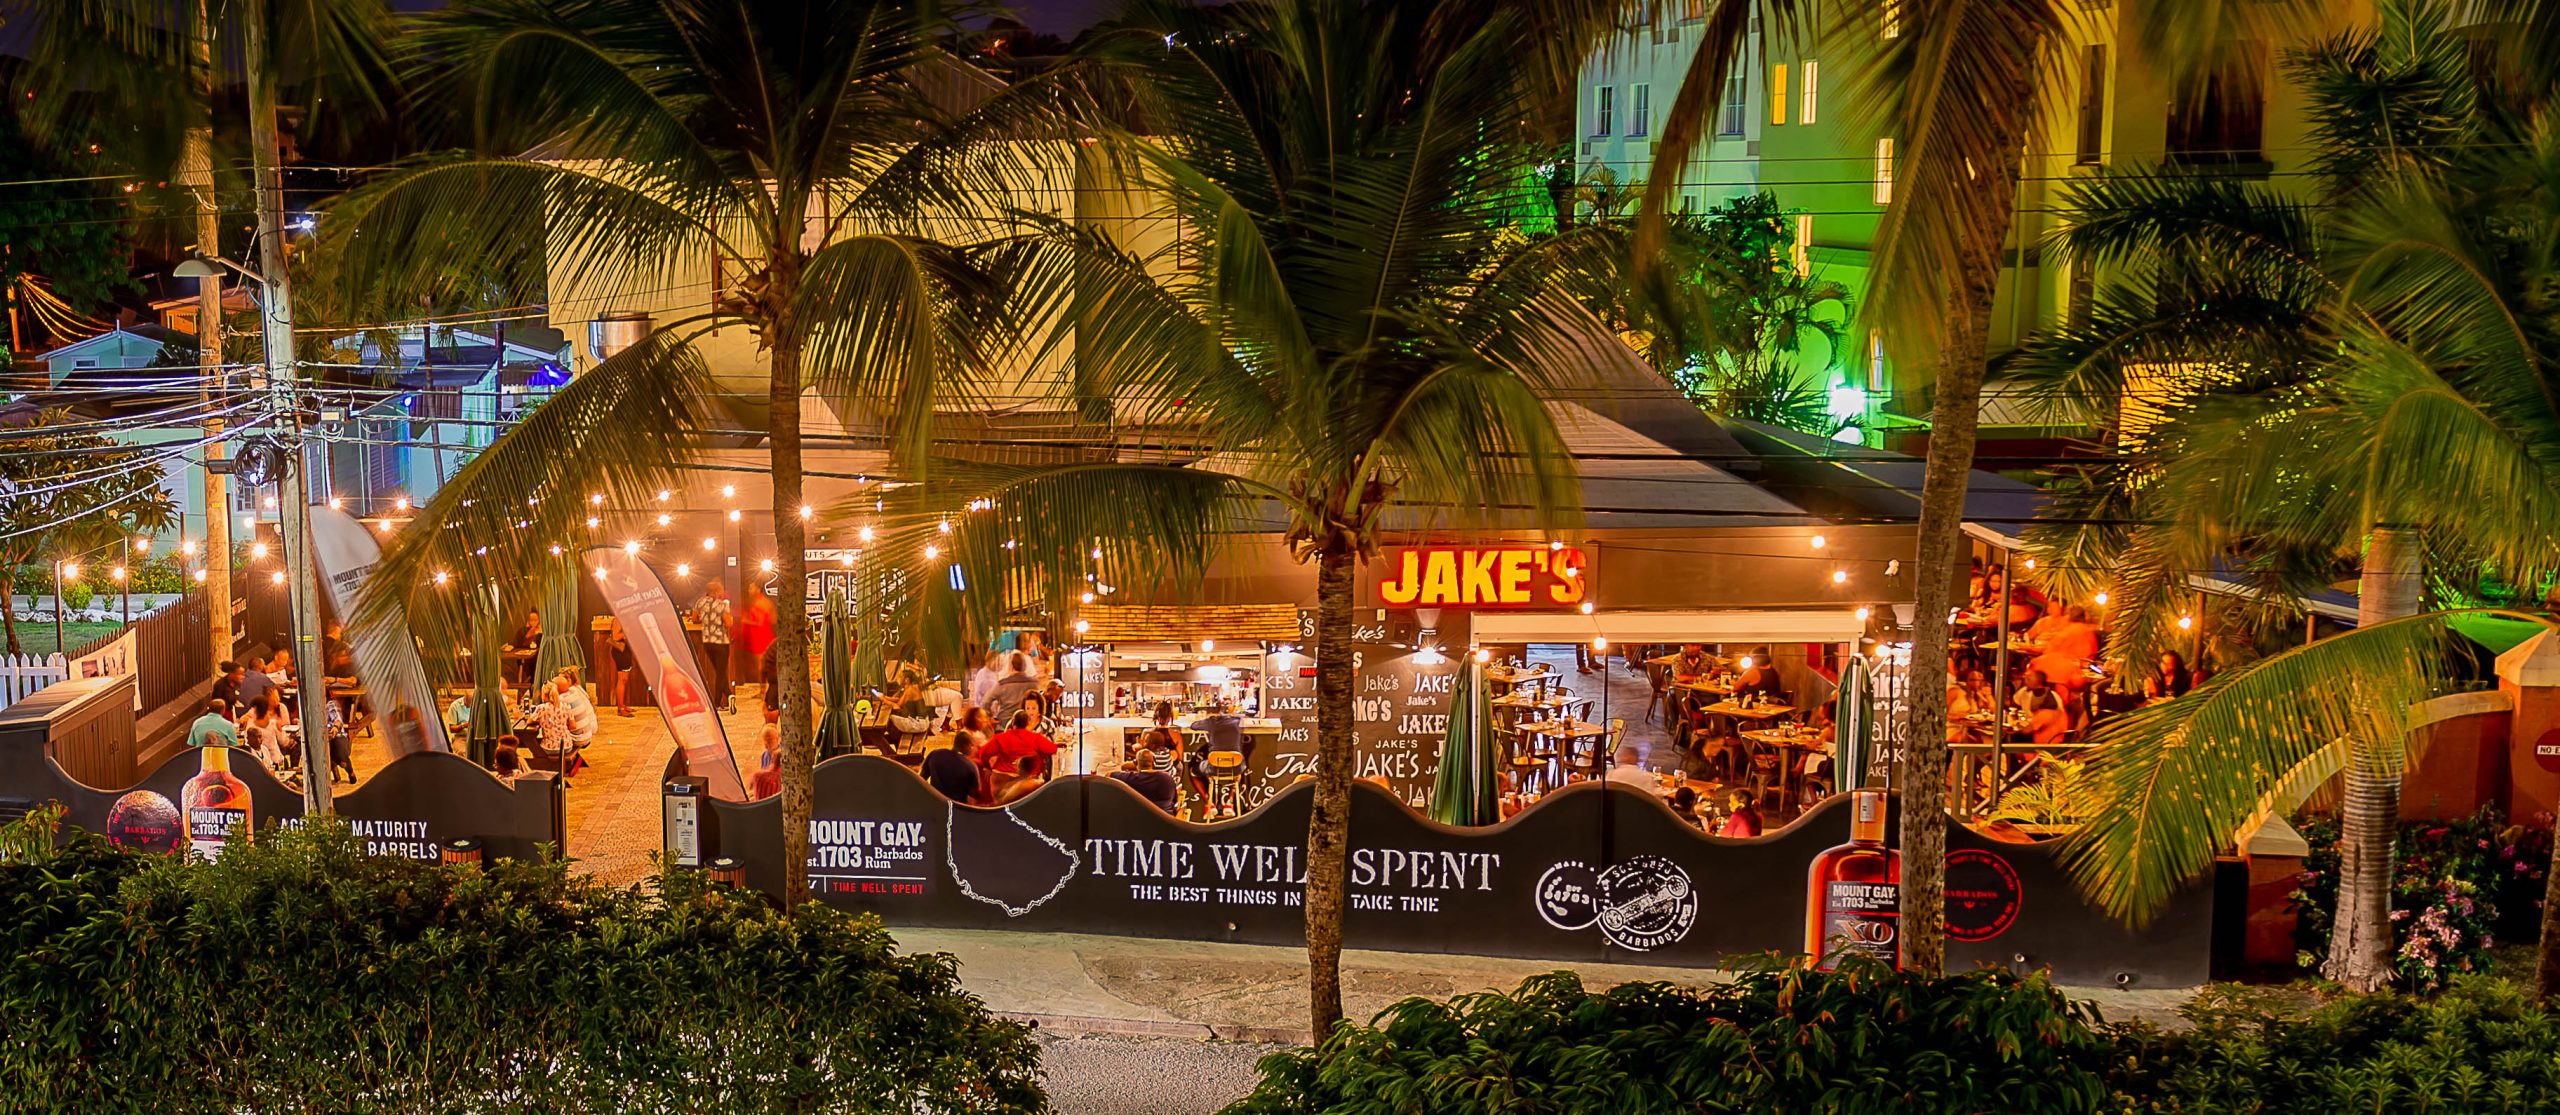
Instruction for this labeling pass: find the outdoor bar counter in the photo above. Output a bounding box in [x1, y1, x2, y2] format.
[1058, 715, 1283, 776]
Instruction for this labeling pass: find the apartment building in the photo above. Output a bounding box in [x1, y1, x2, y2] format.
[1578, 0, 2369, 448]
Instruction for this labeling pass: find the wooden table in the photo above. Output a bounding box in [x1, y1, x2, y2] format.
[1743, 727, 1831, 804]
[1491, 691, 1566, 709]
[1485, 665, 1554, 687]
[1977, 638, 2046, 654]
[1700, 700, 1793, 721]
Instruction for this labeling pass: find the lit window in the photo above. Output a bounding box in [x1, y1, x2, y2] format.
[1800, 60, 1819, 125]
[1882, 0, 1901, 39]
[1874, 137, 1894, 205]
[1770, 64, 1787, 125]
[1792, 214, 1812, 276]
[1868, 334, 1889, 392]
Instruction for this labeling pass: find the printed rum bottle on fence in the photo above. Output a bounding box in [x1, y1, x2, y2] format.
[181, 744, 253, 861]
[1805, 789, 1900, 969]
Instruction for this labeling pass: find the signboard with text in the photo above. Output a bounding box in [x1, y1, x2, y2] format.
[1373, 546, 1591, 609]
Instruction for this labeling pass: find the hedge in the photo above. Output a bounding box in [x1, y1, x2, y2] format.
[0, 808, 1044, 1113]
[1225, 962, 2560, 1114]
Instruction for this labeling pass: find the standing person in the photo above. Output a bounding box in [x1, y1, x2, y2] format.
[739, 583, 778, 710]
[750, 724, 782, 799]
[985, 652, 1039, 724]
[325, 700, 356, 785]
[555, 666, 599, 751]
[505, 607, 542, 686]
[921, 728, 983, 805]
[604, 617, 637, 716]
[969, 651, 1006, 709]
[187, 698, 238, 749]
[688, 580, 735, 714]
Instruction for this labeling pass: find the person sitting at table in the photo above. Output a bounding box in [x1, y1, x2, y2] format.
[189, 698, 238, 750]
[267, 648, 292, 685]
[1798, 704, 1838, 801]
[1110, 730, 1182, 812]
[445, 692, 473, 737]
[1984, 570, 2043, 630]
[980, 710, 1059, 785]
[750, 724, 782, 800]
[491, 742, 525, 786]
[1718, 789, 1763, 838]
[555, 666, 599, 752]
[533, 683, 579, 786]
[1733, 647, 1785, 703]
[921, 729, 984, 804]
[1602, 743, 1653, 790]
[2014, 668, 2071, 746]
[993, 755, 1047, 805]
[888, 672, 940, 750]
[2029, 605, 2103, 693]
[2144, 650, 2194, 702]
[239, 690, 293, 746]
[1668, 786, 1704, 829]
[1672, 644, 1712, 683]
[237, 650, 276, 709]
[211, 660, 244, 711]
[504, 607, 542, 686]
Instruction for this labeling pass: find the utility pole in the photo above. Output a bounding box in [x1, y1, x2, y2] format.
[186, 0, 234, 674]
[244, 14, 332, 812]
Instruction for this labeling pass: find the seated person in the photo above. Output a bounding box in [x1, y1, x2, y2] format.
[1671, 644, 1712, 683]
[1668, 786, 1704, 828]
[920, 729, 984, 804]
[1109, 729, 1182, 812]
[1718, 789, 1763, 838]
[994, 756, 1047, 805]
[491, 742, 525, 785]
[979, 710, 1059, 783]
[1733, 647, 1786, 703]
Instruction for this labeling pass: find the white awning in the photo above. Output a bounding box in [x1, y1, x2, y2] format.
[1465, 609, 1866, 646]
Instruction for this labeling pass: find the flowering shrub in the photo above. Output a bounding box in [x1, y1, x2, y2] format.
[2289, 806, 2550, 991]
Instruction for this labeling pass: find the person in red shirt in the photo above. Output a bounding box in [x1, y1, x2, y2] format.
[979, 710, 1059, 789]
[739, 586, 779, 709]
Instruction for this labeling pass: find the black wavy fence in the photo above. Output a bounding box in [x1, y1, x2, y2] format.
[692, 756, 2211, 988]
[0, 696, 564, 865]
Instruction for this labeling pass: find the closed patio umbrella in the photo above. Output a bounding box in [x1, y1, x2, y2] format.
[1834, 654, 1874, 791]
[1429, 658, 1499, 826]
[467, 586, 509, 767]
[533, 562, 585, 687]
[815, 587, 860, 757]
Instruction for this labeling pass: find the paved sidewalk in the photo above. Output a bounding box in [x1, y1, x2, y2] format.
[891, 927, 2199, 1046]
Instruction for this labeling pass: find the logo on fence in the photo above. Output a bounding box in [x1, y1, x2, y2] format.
[1534, 854, 1697, 951]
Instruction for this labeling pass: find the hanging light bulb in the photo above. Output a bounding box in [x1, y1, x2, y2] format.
[623, 541, 642, 556]
[593, 567, 609, 581]
[192, 568, 207, 582]
[758, 558, 775, 573]
[675, 562, 691, 577]
[2176, 613, 2194, 630]
[1473, 648, 1492, 664]
[728, 509, 742, 523]
[1831, 569, 1848, 585]
[1739, 655, 1755, 669]
[433, 570, 450, 586]
[590, 492, 605, 506]
[134, 538, 150, 553]
[937, 519, 952, 534]
[394, 496, 411, 512]
[269, 571, 285, 585]
[1578, 601, 1594, 615]
[923, 544, 940, 560]
[2024, 557, 2036, 571]
[1202, 639, 1215, 653]
[61, 562, 78, 578]
[1592, 635, 1609, 651]
[1074, 620, 1090, 635]
[656, 513, 672, 527]
[1810, 533, 1827, 550]
[250, 542, 270, 560]
[110, 565, 125, 582]
[261, 494, 277, 509]
[721, 484, 736, 499]
[1548, 539, 1563, 551]
[327, 497, 344, 511]
[2093, 591, 2110, 606]
[549, 543, 563, 556]
[375, 520, 393, 533]
[586, 516, 601, 529]
[858, 525, 876, 543]
[1855, 606, 1872, 622]
[1081, 591, 1095, 604]
[656, 489, 672, 502]
[240, 514, 256, 531]
[1001, 539, 1017, 550]
[181, 539, 198, 556]
[837, 552, 854, 567]
[702, 536, 718, 550]
[1090, 547, 1102, 560]
[799, 505, 814, 519]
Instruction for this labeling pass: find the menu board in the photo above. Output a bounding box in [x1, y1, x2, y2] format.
[1349, 640, 1460, 808]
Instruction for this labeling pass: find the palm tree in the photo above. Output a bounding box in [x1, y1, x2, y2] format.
[2, 0, 393, 677]
[2018, 2, 2560, 990]
[322, 0, 1058, 904]
[850, 0, 1677, 1035]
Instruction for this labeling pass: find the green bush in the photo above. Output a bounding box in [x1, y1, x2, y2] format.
[0, 808, 1044, 1113]
[1221, 959, 2118, 1115]
[2114, 978, 2560, 1112]
[2289, 807, 2551, 989]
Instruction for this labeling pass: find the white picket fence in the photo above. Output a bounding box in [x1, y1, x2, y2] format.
[0, 653, 70, 712]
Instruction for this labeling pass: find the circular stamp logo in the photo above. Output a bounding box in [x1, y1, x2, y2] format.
[1944, 849, 2024, 942]
[1534, 860, 1602, 931]
[1593, 854, 1698, 951]
[105, 789, 183, 855]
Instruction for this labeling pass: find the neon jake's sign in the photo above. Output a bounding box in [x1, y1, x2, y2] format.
[1375, 546, 1589, 609]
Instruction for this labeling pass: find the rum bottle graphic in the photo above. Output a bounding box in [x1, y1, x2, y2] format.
[181, 745, 253, 862]
[637, 613, 719, 754]
[1805, 789, 1900, 969]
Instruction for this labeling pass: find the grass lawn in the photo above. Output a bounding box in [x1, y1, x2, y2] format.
[0, 619, 128, 659]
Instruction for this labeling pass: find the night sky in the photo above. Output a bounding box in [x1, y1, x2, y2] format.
[1003, 0, 1125, 35]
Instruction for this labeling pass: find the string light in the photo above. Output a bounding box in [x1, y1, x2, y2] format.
[586, 516, 602, 529]
[656, 513, 672, 527]
[61, 562, 78, 578]
[1810, 533, 1826, 549]
[375, 520, 393, 533]
[433, 570, 450, 585]
[261, 495, 277, 509]
[181, 539, 198, 556]
[2024, 557, 2037, 570]
[1855, 606, 1872, 621]
[923, 544, 940, 560]
[1579, 601, 1594, 615]
[675, 562, 691, 577]
[937, 519, 952, 534]
[2176, 613, 2194, 630]
[1592, 636, 1609, 651]
[133, 538, 149, 553]
[1081, 591, 1095, 604]
[1074, 620, 1089, 635]
[1473, 648, 1492, 664]
[656, 489, 671, 502]
[394, 496, 410, 512]
[2093, 591, 2110, 606]
[728, 509, 742, 523]
[1202, 640, 1215, 652]
[269, 571, 285, 585]
[623, 540, 642, 556]
[799, 505, 813, 519]
[1548, 540, 1563, 551]
[837, 552, 854, 567]
[109, 565, 125, 581]
[1090, 547, 1102, 560]
[548, 544, 563, 556]
[192, 568, 207, 582]
[593, 567, 608, 581]
[858, 525, 875, 543]
[1002, 539, 1016, 550]
[589, 493, 604, 506]
[1831, 569, 1848, 585]
[721, 484, 736, 499]
[758, 558, 775, 573]
[702, 537, 718, 550]
[240, 514, 255, 530]
[328, 497, 344, 511]
[250, 542, 269, 559]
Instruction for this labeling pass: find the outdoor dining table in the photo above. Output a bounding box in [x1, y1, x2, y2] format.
[1700, 700, 1792, 721]
[1977, 637, 2046, 653]
[1490, 691, 1566, 709]
[1485, 664, 1555, 687]
[1742, 726, 1830, 804]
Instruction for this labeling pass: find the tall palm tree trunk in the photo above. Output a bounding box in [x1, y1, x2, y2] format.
[1305, 544, 1357, 1037]
[2325, 524, 2418, 990]
[771, 257, 816, 910]
[1898, 117, 2028, 978]
[187, 0, 231, 671]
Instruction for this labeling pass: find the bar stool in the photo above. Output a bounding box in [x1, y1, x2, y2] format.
[1205, 749, 1245, 819]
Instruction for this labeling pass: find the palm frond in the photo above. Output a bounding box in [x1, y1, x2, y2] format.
[2060, 610, 2517, 923]
[356, 325, 721, 651]
[791, 233, 1014, 477]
